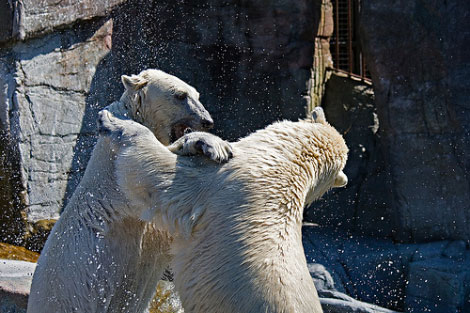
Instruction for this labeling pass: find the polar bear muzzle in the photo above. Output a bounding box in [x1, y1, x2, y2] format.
[334, 171, 348, 187]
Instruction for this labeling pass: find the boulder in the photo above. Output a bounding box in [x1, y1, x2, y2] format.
[302, 224, 470, 312]
[0, 260, 35, 313]
[405, 257, 470, 313]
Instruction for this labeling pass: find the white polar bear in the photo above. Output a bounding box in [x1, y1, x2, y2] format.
[27, 69, 232, 313]
[99, 106, 348, 313]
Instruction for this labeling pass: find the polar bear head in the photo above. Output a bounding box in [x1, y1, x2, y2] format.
[120, 69, 214, 145]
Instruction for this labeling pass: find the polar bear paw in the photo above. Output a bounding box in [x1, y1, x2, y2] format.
[98, 108, 152, 143]
[168, 132, 233, 163]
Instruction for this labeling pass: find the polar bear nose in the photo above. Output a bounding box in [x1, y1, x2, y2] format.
[201, 118, 214, 129]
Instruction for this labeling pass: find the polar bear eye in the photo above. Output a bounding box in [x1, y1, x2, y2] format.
[174, 91, 188, 101]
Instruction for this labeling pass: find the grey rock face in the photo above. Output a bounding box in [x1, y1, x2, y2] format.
[1, 0, 326, 226]
[303, 225, 409, 311]
[405, 256, 470, 312]
[1, 18, 113, 223]
[0, 0, 125, 43]
[359, 0, 470, 242]
[0, 59, 24, 245]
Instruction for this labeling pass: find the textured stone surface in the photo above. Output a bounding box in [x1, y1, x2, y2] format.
[3, 18, 113, 222]
[320, 290, 399, 313]
[305, 72, 392, 238]
[111, 0, 321, 141]
[0, 2, 14, 43]
[0, 60, 25, 245]
[302, 224, 470, 312]
[0, 0, 124, 43]
[359, 0, 470, 242]
[303, 225, 409, 311]
[405, 258, 470, 313]
[2, 0, 326, 226]
[0, 260, 35, 313]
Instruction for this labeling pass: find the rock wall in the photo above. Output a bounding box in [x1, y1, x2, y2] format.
[358, 0, 470, 242]
[0, 0, 324, 240]
[0, 0, 124, 43]
[110, 0, 320, 141]
[304, 225, 470, 313]
[0, 0, 123, 243]
[305, 72, 392, 238]
[0, 18, 114, 227]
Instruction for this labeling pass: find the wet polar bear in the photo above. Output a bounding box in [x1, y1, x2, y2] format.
[99, 106, 348, 313]
[28, 69, 232, 313]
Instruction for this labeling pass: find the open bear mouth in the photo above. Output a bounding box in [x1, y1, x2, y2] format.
[170, 122, 192, 143]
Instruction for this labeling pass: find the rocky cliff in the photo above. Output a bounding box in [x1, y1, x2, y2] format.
[359, 0, 470, 243]
[0, 0, 469, 312]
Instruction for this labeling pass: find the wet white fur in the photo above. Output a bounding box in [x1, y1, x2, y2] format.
[103, 107, 348, 313]
[27, 69, 226, 313]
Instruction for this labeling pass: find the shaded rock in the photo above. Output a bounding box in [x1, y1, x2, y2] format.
[320, 290, 399, 313]
[303, 225, 408, 310]
[309, 263, 338, 292]
[340, 237, 408, 309]
[0, 60, 25, 246]
[0, 260, 36, 313]
[359, 0, 470, 242]
[406, 241, 449, 262]
[0, 2, 14, 43]
[111, 0, 320, 142]
[302, 224, 470, 311]
[405, 257, 470, 313]
[305, 71, 392, 238]
[305, 254, 400, 313]
[302, 224, 349, 294]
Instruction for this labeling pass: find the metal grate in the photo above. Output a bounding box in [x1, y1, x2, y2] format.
[330, 0, 370, 80]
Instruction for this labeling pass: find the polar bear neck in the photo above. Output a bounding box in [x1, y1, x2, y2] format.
[231, 120, 348, 223]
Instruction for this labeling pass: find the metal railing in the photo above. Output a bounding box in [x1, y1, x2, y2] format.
[330, 0, 370, 80]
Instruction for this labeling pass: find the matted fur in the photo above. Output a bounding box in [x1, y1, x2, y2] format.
[100, 107, 348, 313]
[27, 69, 230, 313]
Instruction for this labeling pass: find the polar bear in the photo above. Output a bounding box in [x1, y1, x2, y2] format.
[98, 106, 348, 313]
[27, 69, 232, 313]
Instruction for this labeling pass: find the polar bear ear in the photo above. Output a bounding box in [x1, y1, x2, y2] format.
[333, 171, 348, 188]
[121, 74, 148, 92]
[311, 107, 327, 124]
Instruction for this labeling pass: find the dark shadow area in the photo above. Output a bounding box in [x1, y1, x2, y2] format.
[0, 129, 25, 245]
[304, 72, 393, 239]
